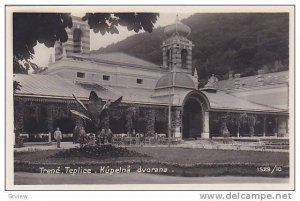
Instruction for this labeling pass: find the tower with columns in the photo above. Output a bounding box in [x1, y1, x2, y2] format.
[161, 15, 194, 74]
[54, 16, 90, 61]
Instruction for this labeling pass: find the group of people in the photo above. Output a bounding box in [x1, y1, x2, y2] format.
[50, 126, 115, 148]
[52, 126, 170, 148]
[96, 128, 113, 145]
[73, 126, 114, 145]
[53, 126, 86, 148]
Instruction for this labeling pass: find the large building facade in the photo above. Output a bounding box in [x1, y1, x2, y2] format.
[13, 16, 289, 140]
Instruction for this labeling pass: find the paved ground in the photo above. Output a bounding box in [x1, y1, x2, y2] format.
[15, 142, 78, 152]
[14, 172, 289, 185]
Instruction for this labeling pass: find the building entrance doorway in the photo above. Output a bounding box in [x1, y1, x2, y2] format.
[182, 98, 203, 139]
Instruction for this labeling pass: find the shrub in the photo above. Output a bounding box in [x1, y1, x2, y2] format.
[55, 144, 148, 159]
[14, 129, 24, 148]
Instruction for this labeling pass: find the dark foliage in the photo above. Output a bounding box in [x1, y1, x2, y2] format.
[82, 13, 159, 34]
[13, 13, 73, 73]
[14, 129, 24, 148]
[94, 13, 289, 80]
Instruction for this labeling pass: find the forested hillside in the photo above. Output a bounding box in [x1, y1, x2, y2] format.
[93, 13, 289, 82]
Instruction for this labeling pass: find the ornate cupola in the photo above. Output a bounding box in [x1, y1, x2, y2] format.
[54, 16, 90, 61]
[161, 15, 194, 74]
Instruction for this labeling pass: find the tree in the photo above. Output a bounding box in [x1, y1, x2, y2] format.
[13, 12, 159, 74]
[13, 13, 73, 74]
[70, 91, 122, 135]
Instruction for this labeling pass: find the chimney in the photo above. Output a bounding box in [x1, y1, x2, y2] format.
[234, 73, 241, 88]
[256, 70, 265, 86]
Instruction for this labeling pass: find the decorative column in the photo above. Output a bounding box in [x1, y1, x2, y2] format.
[46, 106, 53, 133]
[187, 48, 193, 72]
[172, 109, 182, 138]
[14, 100, 25, 132]
[275, 117, 278, 137]
[277, 116, 289, 138]
[48, 132, 52, 142]
[172, 47, 179, 70]
[263, 116, 266, 137]
[146, 109, 155, 137]
[162, 47, 167, 68]
[175, 48, 181, 69]
[237, 119, 240, 138]
[14, 110, 24, 132]
[201, 111, 210, 139]
[286, 118, 289, 137]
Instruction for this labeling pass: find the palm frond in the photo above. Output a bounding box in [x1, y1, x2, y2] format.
[70, 109, 91, 121]
[73, 94, 88, 111]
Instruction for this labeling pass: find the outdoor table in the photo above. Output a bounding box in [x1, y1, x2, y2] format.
[20, 133, 29, 138]
[157, 134, 167, 138]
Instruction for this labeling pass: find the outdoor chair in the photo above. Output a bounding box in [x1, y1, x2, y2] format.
[112, 137, 123, 146]
[158, 137, 167, 145]
[144, 137, 155, 145]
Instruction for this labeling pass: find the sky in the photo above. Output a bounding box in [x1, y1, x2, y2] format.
[32, 13, 193, 67]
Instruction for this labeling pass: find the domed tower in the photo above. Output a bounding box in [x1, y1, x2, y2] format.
[54, 16, 90, 61]
[161, 15, 194, 74]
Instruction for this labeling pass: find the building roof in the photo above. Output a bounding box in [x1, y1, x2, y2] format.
[217, 71, 289, 90]
[14, 74, 88, 99]
[90, 52, 162, 70]
[155, 72, 195, 89]
[14, 74, 165, 105]
[164, 17, 191, 37]
[14, 74, 287, 113]
[201, 91, 286, 113]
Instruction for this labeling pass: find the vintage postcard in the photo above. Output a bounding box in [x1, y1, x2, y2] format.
[5, 5, 295, 190]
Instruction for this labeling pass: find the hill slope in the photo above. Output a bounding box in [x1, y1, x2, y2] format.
[93, 13, 289, 81]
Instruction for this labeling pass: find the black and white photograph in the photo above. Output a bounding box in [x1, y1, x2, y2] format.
[6, 5, 294, 190]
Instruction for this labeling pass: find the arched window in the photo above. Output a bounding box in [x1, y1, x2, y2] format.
[167, 49, 172, 69]
[73, 28, 82, 53]
[181, 49, 188, 68]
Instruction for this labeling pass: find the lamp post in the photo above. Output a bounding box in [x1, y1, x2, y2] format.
[168, 45, 178, 148]
[168, 48, 172, 148]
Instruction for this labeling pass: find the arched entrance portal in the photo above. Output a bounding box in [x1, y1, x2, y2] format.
[182, 98, 202, 139]
[182, 90, 210, 139]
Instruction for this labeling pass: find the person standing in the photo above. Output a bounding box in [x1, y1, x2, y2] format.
[79, 127, 87, 148]
[99, 129, 106, 145]
[107, 129, 113, 144]
[54, 127, 62, 148]
[73, 125, 80, 144]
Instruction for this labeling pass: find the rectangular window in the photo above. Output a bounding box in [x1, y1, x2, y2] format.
[77, 72, 85, 78]
[137, 78, 143, 84]
[103, 75, 110, 81]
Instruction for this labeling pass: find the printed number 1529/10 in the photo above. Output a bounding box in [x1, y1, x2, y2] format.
[257, 166, 282, 174]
